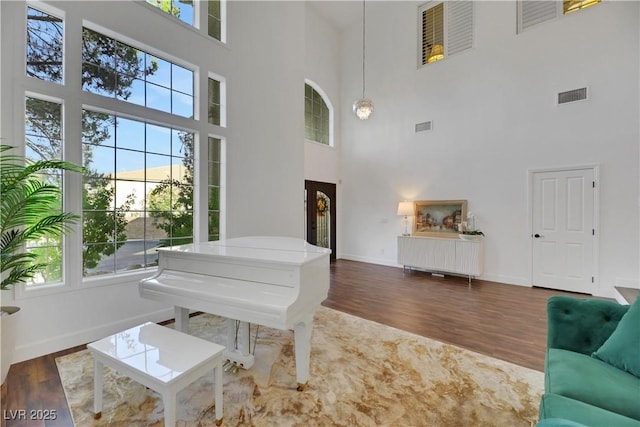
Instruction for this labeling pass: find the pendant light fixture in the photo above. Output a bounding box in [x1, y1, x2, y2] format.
[353, 0, 373, 120]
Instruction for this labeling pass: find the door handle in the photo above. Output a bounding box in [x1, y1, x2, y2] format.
[534, 233, 544, 238]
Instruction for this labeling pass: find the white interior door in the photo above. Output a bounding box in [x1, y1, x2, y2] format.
[532, 168, 595, 294]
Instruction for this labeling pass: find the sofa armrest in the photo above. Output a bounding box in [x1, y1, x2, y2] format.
[547, 295, 628, 355]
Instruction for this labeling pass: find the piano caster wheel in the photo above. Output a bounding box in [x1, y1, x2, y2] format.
[94, 412, 102, 420]
[215, 418, 223, 426]
[296, 382, 308, 392]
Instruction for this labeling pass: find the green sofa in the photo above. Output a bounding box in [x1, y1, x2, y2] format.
[537, 295, 640, 427]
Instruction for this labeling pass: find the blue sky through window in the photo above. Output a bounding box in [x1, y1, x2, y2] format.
[82, 29, 194, 118]
[145, 0, 194, 26]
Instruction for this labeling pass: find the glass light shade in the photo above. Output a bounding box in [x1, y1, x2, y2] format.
[353, 98, 374, 120]
[397, 201, 414, 216]
[427, 44, 444, 63]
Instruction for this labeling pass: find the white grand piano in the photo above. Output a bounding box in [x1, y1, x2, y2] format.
[139, 236, 331, 390]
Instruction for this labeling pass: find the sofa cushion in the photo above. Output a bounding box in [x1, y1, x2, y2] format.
[539, 394, 640, 427]
[547, 296, 628, 355]
[546, 348, 640, 421]
[592, 297, 640, 378]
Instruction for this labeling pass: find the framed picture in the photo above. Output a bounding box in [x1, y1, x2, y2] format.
[413, 200, 467, 238]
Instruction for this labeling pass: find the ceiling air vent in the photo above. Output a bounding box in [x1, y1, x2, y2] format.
[415, 121, 433, 132]
[557, 87, 588, 105]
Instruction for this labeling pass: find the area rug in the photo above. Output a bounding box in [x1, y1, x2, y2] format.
[56, 307, 543, 426]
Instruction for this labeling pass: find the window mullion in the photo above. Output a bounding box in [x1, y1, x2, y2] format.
[63, 9, 84, 288]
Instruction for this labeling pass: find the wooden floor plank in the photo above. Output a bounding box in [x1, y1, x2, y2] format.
[1, 259, 590, 426]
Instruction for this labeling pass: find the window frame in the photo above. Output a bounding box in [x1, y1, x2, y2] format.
[140, 0, 227, 44]
[15, 92, 70, 298]
[206, 135, 225, 242]
[80, 108, 198, 279]
[517, 0, 603, 34]
[417, 1, 474, 69]
[419, 2, 444, 66]
[80, 21, 199, 120]
[304, 79, 334, 148]
[11, 2, 226, 298]
[208, 71, 227, 128]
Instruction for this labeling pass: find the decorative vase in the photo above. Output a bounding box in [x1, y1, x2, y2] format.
[1, 306, 20, 385]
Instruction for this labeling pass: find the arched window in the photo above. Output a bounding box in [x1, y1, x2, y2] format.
[304, 80, 333, 146]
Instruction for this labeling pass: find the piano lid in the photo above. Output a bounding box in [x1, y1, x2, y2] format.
[156, 236, 331, 265]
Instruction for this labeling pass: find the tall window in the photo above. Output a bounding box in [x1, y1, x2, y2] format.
[208, 77, 221, 126]
[419, 1, 473, 66]
[24, 96, 64, 286]
[82, 111, 194, 277]
[208, 0, 222, 40]
[16, 3, 227, 289]
[304, 83, 331, 146]
[208, 137, 221, 241]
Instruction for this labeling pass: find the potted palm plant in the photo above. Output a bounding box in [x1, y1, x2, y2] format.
[0, 144, 83, 384]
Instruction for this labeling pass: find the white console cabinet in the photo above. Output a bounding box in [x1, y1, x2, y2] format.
[397, 235, 483, 283]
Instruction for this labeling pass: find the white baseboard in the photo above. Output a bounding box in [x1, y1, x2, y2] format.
[339, 254, 400, 268]
[339, 256, 531, 287]
[479, 273, 530, 287]
[615, 277, 640, 288]
[14, 308, 174, 363]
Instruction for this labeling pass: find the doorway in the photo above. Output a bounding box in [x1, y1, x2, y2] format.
[305, 180, 336, 260]
[530, 166, 597, 294]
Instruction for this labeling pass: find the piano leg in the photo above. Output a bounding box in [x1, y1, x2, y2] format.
[293, 315, 313, 391]
[238, 321, 251, 357]
[174, 306, 189, 333]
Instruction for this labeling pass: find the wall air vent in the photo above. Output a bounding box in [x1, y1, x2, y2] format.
[557, 87, 588, 105]
[415, 121, 433, 132]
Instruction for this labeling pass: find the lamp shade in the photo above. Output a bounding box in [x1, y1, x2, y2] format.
[397, 201, 414, 216]
[427, 44, 444, 63]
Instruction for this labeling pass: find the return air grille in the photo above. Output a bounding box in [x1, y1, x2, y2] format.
[415, 121, 433, 132]
[557, 87, 588, 105]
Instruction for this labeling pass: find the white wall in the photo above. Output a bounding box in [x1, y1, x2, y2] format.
[304, 4, 342, 187]
[338, 1, 639, 298]
[226, 1, 306, 238]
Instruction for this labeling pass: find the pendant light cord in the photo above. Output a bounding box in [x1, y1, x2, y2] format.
[361, 0, 366, 99]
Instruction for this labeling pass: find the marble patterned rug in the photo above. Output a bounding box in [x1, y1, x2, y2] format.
[56, 307, 543, 426]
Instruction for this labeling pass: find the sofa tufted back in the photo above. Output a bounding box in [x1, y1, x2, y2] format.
[547, 295, 629, 355]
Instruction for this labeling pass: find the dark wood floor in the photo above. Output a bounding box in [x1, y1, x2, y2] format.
[1, 259, 586, 427]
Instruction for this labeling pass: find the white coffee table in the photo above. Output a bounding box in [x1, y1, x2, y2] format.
[88, 322, 224, 426]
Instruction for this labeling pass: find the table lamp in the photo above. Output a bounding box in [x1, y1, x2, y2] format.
[397, 201, 414, 236]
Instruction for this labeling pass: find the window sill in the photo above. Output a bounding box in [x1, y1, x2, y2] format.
[12, 268, 158, 301]
[82, 268, 158, 289]
[305, 139, 334, 149]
